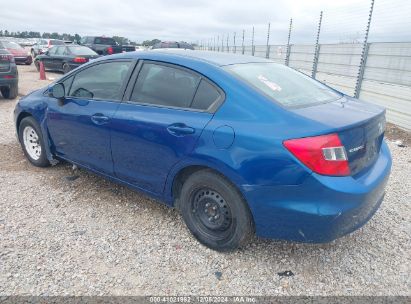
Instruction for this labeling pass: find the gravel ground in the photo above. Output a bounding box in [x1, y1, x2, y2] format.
[0, 65, 410, 296]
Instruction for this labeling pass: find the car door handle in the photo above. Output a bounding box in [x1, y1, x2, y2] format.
[91, 113, 110, 125]
[167, 123, 195, 136]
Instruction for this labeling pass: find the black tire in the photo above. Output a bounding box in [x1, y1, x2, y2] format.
[18, 116, 50, 167]
[63, 63, 71, 74]
[31, 50, 36, 58]
[0, 84, 18, 99]
[179, 169, 254, 251]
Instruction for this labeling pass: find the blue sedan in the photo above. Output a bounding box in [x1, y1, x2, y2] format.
[14, 50, 392, 251]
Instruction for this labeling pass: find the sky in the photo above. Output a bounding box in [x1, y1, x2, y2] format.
[1, 0, 410, 44]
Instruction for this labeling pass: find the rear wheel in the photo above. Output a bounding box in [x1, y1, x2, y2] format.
[18, 117, 50, 167]
[63, 63, 71, 74]
[179, 169, 254, 251]
[0, 84, 18, 99]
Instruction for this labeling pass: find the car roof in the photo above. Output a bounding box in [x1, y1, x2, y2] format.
[105, 49, 272, 67]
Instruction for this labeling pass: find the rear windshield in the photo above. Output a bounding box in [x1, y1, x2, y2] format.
[94, 37, 117, 45]
[0, 41, 24, 49]
[224, 63, 342, 108]
[50, 40, 65, 45]
[68, 46, 97, 55]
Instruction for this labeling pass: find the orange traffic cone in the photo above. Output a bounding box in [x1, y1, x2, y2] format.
[39, 61, 46, 80]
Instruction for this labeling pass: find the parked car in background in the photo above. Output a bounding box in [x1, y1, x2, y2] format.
[134, 46, 145, 51]
[0, 40, 32, 65]
[0, 49, 18, 99]
[79, 36, 134, 55]
[34, 45, 99, 74]
[30, 39, 65, 57]
[152, 41, 194, 50]
[14, 50, 391, 251]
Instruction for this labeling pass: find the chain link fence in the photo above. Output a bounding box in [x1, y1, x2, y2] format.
[196, 0, 411, 130]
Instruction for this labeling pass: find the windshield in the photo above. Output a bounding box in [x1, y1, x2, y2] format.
[50, 40, 65, 45]
[68, 46, 97, 55]
[0, 41, 24, 49]
[224, 63, 342, 108]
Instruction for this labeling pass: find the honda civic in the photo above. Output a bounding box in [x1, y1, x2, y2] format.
[14, 50, 391, 251]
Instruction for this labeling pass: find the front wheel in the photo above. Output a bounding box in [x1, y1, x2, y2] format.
[179, 169, 254, 251]
[63, 63, 71, 74]
[18, 117, 50, 167]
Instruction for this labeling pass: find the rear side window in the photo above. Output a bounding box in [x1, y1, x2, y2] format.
[131, 63, 200, 108]
[55, 47, 66, 55]
[191, 80, 221, 110]
[69, 61, 133, 100]
[94, 37, 116, 45]
[48, 47, 58, 55]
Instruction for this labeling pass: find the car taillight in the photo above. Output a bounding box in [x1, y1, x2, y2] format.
[283, 133, 350, 176]
[73, 57, 87, 63]
[0, 54, 14, 62]
[1, 75, 15, 79]
[107, 47, 113, 54]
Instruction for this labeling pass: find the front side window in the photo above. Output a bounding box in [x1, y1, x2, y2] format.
[131, 63, 200, 108]
[69, 61, 133, 100]
[224, 63, 342, 108]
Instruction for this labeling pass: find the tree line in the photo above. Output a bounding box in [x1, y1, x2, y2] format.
[0, 30, 139, 45]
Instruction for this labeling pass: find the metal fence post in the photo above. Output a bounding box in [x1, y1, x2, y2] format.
[355, 0, 374, 98]
[226, 34, 229, 52]
[221, 34, 224, 52]
[251, 26, 255, 56]
[217, 36, 220, 52]
[285, 18, 293, 66]
[233, 32, 236, 53]
[266, 22, 271, 58]
[241, 30, 245, 55]
[312, 11, 323, 78]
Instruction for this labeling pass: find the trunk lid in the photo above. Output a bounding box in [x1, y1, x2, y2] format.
[293, 96, 386, 176]
[0, 53, 11, 72]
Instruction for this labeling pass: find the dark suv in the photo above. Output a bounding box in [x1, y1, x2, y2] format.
[0, 49, 18, 99]
[80, 36, 135, 55]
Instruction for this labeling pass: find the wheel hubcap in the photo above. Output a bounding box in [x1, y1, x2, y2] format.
[23, 126, 41, 160]
[192, 189, 232, 231]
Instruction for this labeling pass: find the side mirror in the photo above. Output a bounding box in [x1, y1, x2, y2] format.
[50, 83, 65, 100]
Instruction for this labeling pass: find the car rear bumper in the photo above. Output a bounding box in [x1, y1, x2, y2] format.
[242, 140, 392, 243]
[14, 56, 32, 65]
